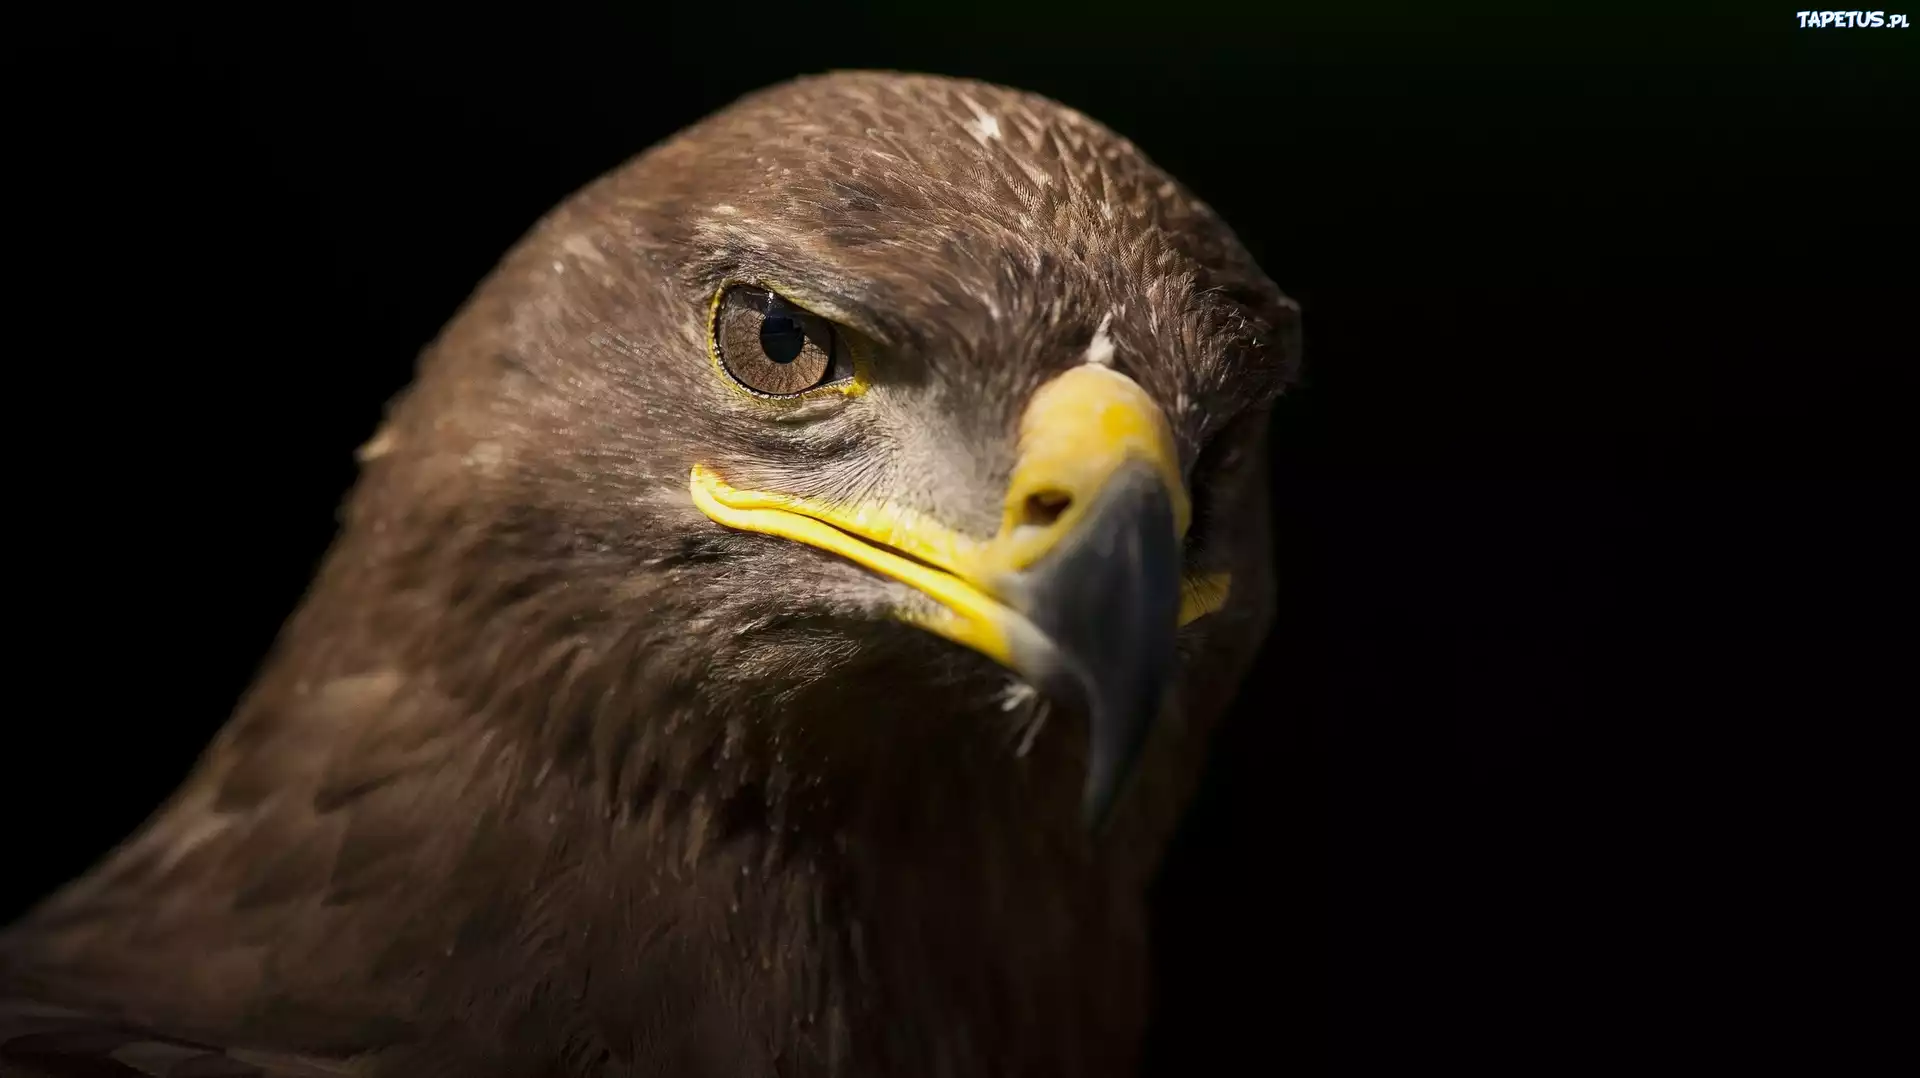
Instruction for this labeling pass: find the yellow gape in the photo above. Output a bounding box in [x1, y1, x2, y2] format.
[690, 364, 1229, 669]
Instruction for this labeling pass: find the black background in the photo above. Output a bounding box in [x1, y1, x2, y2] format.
[4, 4, 1914, 1074]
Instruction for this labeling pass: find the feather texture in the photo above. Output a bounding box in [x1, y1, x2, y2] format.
[0, 71, 1294, 1077]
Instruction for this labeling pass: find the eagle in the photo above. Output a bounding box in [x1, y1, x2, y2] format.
[0, 71, 1299, 1077]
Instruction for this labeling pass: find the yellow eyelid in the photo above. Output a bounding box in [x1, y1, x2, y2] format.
[707, 279, 871, 401]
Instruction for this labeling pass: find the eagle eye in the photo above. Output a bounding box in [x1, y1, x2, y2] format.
[711, 285, 855, 397]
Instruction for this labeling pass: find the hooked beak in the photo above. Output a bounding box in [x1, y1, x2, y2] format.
[999, 459, 1185, 825]
[690, 365, 1228, 826]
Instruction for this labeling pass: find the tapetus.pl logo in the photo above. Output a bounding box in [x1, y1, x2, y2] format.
[1795, 10, 1910, 26]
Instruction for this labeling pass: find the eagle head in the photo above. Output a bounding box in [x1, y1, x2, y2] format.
[345, 71, 1299, 838]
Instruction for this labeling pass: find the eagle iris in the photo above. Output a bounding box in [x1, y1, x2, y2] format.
[712, 285, 852, 397]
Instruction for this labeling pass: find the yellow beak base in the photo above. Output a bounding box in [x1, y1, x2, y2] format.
[688, 363, 1233, 822]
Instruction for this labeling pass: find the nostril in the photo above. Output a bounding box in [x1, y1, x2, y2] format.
[1020, 489, 1074, 528]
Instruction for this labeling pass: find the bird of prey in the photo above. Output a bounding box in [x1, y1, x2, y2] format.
[0, 71, 1299, 1077]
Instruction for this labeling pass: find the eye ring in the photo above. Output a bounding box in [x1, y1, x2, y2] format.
[708, 284, 860, 399]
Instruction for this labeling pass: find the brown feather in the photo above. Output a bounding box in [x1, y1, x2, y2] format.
[1, 71, 1296, 1076]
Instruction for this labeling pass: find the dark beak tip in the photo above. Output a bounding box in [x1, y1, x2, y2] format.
[1077, 681, 1172, 831]
[1081, 748, 1123, 831]
[1011, 461, 1185, 831]
[1080, 757, 1130, 832]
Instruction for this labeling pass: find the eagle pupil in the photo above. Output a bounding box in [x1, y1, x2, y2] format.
[759, 315, 806, 364]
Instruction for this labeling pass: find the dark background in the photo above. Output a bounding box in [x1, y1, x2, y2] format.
[5, 4, 1913, 1074]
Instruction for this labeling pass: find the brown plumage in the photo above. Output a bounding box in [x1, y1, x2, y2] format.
[0, 71, 1298, 1077]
